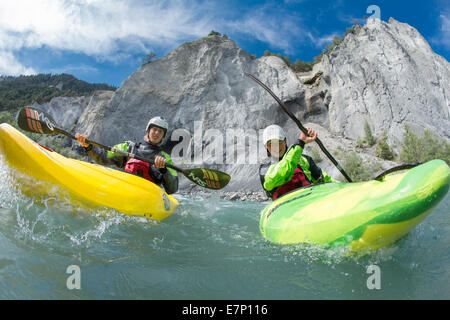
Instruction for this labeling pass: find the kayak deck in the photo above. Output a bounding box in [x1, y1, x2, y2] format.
[0, 123, 178, 220]
[259, 159, 450, 252]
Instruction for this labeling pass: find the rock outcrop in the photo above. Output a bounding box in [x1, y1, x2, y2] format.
[29, 91, 114, 148]
[304, 18, 449, 149]
[30, 96, 90, 131]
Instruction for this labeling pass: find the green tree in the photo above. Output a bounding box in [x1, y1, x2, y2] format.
[342, 151, 382, 182]
[208, 30, 221, 36]
[400, 125, 450, 164]
[283, 55, 292, 66]
[142, 52, 157, 65]
[0, 110, 15, 124]
[345, 26, 357, 35]
[261, 50, 314, 71]
[332, 35, 344, 47]
[376, 136, 395, 160]
[0, 74, 116, 113]
[364, 120, 376, 147]
[290, 60, 314, 72]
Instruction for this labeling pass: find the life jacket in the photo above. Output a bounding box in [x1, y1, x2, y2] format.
[124, 158, 155, 182]
[123, 142, 163, 183]
[259, 146, 333, 201]
[271, 166, 311, 200]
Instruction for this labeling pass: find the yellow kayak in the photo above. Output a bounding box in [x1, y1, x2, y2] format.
[0, 123, 178, 220]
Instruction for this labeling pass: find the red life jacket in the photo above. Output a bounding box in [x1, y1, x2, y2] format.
[124, 158, 155, 183]
[272, 166, 311, 200]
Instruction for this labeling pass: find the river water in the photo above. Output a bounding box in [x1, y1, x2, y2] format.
[0, 158, 449, 300]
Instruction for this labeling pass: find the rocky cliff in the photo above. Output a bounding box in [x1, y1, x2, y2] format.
[302, 18, 449, 147]
[30, 17, 450, 199]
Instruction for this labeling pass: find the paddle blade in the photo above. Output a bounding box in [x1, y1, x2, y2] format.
[17, 107, 58, 134]
[183, 167, 231, 190]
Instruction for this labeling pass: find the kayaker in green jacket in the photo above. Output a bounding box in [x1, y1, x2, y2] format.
[75, 117, 178, 194]
[259, 124, 336, 200]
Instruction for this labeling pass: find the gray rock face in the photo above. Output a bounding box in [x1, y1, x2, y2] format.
[74, 90, 115, 141]
[28, 91, 114, 148]
[31, 96, 90, 130]
[308, 18, 449, 149]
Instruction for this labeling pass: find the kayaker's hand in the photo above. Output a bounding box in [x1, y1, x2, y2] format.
[153, 156, 166, 169]
[300, 127, 317, 144]
[75, 133, 90, 148]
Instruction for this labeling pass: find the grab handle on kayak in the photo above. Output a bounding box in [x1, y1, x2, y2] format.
[374, 163, 422, 181]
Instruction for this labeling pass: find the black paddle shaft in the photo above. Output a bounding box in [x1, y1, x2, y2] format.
[244, 72, 353, 182]
[16, 107, 231, 190]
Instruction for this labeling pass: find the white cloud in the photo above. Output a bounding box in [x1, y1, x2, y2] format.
[223, 3, 346, 56]
[0, 0, 213, 75]
[438, 11, 450, 49]
[48, 63, 99, 76]
[0, 49, 36, 75]
[337, 12, 366, 26]
[0, 0, 353, 76]
[311, 32, 340, 48]
[429, 7, 450, 51]
[225, 5, 312, 55]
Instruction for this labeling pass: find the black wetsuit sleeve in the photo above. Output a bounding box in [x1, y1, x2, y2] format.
[304, 154, 323, 182]
[162, 169, 179, 194]
[259, 163, 275, 198]
[149, 166, 179, 194]
[84, 145, 127, 169]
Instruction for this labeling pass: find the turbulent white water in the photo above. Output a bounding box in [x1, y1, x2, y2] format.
[0, 157, 449, 299]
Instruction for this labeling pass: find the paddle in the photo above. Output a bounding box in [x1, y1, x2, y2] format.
[17, 107, 231, 190]
[244, 72, 353, 182]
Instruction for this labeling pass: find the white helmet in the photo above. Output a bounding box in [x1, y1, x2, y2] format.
[263, 124, 286, 146]
[146, 116, 169, 135]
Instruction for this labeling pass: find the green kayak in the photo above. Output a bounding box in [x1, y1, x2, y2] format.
[259, 159, 450, 252]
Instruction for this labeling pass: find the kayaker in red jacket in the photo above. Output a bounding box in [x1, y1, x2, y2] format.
[75, 117, 178, 194]
[259, 124, 336, 200]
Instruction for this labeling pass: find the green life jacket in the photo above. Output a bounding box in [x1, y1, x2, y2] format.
[261, 143, 335, 199]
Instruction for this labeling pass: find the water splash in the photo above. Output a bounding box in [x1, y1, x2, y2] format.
[1, 155, 449, 299]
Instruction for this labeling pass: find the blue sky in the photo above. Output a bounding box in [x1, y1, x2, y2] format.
[0, 0, 448, 88]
